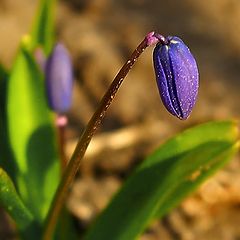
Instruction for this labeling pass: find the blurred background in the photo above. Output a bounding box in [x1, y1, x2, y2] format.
[1, 0, 240, 239]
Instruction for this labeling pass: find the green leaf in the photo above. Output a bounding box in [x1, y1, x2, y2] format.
[0, 62, 8, 115]
[0, 63, 7, 81]
[54, 208, 79, 240]
[7, 42, 60, 223]
[0, 168, 33, 231]
[0, 117, 17, 183]
[0, 63, 17, 181]
[154, 141, 236, 217]
[0, 62, 7, 75]
[85, 121, 239, 240]
[30, 0, 56, 54]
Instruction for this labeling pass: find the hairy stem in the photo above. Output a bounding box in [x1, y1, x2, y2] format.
[42, 32, 160, 240]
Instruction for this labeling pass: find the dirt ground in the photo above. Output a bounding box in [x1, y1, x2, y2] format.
[0, 0, 240, 239]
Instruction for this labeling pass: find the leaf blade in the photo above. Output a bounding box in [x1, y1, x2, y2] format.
[7, 43, 60, 222]
[85, 121, 239, 240]
[30, 0, 56, 54]
[0, 168, 33, 230]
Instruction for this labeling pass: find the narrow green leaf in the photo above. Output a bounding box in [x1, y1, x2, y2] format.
[155, 143, 237, 217]
[0, 117, 17, 183]
[7, 42, 60, 222]
[0, 62, 8, 115]
[0, 61, 7, 74]
[0, 63, 7, 81]
[54, 208, 79, 240]
[0, 168, 33, 230]
[30, 0, 56, 54]
[0, 63, 17, 182]
[85, 121, 239, 240]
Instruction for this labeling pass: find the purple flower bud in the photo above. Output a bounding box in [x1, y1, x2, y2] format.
[45, 43, 73, 113]
[153, 36, 199, 120]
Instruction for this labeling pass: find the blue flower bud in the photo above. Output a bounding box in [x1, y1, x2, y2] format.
[153, 36, 199, 120]
[45, 43, 73, 113]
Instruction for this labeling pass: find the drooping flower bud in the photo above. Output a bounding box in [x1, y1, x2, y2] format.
[45, 43, 73, 113]
[153, 36, 199, 120]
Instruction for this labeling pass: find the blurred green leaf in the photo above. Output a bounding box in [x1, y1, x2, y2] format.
[85, 121, 239, 240]
[0, 63, 17, 181]
[0, 118, 16, 183]
[30, 0, 56, 54]
[54, 208, 79, 240]
[7, 42, 60, 223]
[0, 167, 33, 231]
[0, 63, 8, 115]
[0, 63, 7, 80]
[0, 62, 7, 74]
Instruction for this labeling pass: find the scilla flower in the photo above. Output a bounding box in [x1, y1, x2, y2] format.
[153, 36, 199, 120]
[45, 43, 73, 113]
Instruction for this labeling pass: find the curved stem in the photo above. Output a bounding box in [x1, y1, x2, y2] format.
[42, 31, 160, 240]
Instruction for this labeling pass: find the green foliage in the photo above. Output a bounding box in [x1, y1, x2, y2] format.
[6, 42, 60, 222]
[0, 63, 9, 125]
[0, 63, 8, 115]
[0, 0, 59, 228]
[0, 0, 61, 238]
[85, 121, 239, 240]
[0, 64, 15, 179]
[30, 0, 56, 54]
[0, 168, 33, 231]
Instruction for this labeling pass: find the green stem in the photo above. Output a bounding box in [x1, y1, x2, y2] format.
[42, 32, 160, 240]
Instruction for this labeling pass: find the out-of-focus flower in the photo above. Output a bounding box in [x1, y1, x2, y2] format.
[153, 36, 199, 120]
[45, 43, 73, 114]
